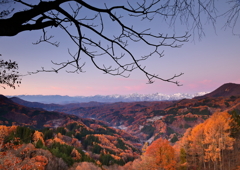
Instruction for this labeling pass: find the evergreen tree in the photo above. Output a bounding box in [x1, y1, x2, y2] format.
[35, 139, 44, 148]
[179, 148, 187, 170]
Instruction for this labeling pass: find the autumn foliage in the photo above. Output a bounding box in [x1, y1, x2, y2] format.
[123, 111, 240, 170]
[1, 93, 240, 169]
[145, 138, 176, 170]
[178, 112, 238, 170]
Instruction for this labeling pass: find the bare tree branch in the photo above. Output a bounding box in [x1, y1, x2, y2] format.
[0, 0, 239, 87]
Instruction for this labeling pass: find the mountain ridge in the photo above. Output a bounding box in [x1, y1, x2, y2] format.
[194, 83, 240, 99]
[8, 92, 208, 104]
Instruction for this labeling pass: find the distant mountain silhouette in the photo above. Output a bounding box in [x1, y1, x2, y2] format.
[195, 83, 240, 99]
[10, 96, 62, 110]
[8, 92, 207, 104]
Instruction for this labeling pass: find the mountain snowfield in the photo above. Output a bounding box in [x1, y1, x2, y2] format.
[9, 92, 209, 104]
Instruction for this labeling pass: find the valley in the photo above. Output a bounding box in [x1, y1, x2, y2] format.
[1, 83, 240, 169]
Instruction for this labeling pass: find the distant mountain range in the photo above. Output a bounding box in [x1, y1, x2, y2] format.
[8, 92, 208, 104]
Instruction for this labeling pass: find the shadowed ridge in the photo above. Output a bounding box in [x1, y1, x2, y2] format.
[10, 96, 60, 109]
[0, 94, 9, 100]
[195, 83, 240, 99]
[10, 96, 26, 103]
[0, 94, 16, 104]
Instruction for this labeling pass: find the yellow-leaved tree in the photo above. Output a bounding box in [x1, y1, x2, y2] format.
[179, 112, 235, 170]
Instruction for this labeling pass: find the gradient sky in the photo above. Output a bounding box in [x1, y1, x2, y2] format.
[0, 0, 240, 96]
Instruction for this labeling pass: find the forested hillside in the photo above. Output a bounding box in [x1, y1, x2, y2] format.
[0, 121, 141, 169]
[1, 83, 240, 169]
[2, 110, 239, 169]
[110, 111, 240, 170]
[46, 95, 240, 144]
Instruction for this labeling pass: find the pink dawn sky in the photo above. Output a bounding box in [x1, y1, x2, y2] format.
[0, 1, 240, 96]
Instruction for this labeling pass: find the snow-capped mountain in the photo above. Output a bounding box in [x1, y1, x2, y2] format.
[8, 92, 209, 104]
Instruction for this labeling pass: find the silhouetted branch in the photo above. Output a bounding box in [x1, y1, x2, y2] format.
[0, 0, 239, 86]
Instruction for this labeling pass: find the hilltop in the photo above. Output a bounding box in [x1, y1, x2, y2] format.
[195, 83, 240, 99]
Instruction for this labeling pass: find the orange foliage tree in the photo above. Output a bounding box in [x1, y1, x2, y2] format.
[145, 138, 176, 170]
[203, 112, 234, 170]
[32, 130, 45, 146]
[179, 112, 236, 170]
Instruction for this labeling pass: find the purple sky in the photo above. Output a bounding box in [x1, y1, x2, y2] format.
[0, 0, 240, 96]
